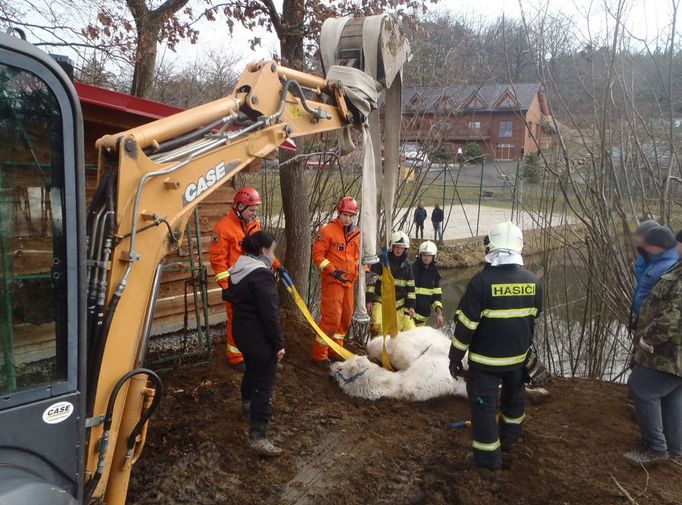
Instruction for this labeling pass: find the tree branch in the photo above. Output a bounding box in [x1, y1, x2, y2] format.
[258, 0, 281, 33]
[155, 0, 191, 18]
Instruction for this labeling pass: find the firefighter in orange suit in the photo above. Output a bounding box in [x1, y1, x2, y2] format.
[311, 197, 361, 367]
[210, 187, 282, 371]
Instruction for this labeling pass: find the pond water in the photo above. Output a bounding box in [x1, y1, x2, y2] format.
[435, 253, 631, 382]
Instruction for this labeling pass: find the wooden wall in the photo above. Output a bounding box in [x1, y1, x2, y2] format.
[84, 169, 233, 335]
[151, 184, 234, 334]
[80, 95, 238, 335]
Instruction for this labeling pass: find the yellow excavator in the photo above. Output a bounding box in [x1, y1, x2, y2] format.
[0, 15, 409, 505]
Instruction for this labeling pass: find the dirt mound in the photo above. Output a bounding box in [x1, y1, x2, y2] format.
[128, 314, 682, 505]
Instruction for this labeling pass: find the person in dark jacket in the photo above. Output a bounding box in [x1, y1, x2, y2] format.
[412, 240, 443, 327]
[632, 226, 679, 317]
[431, 203, 444, 242]
[449, 222, 543, 470]
[413, 202, 427, 240]
[366, 231, 416, 335]
[224, 231, 285, 456]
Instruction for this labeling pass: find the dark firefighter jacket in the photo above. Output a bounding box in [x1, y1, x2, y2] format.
[367, 251, 416, 310]
[450, 263, 542, 371]
[225, 255, 285, 356]
[412, 259, 442, 323]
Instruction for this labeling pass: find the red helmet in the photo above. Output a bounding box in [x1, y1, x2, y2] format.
[337, 196, 358, 216]
[233, 187, 262, 207]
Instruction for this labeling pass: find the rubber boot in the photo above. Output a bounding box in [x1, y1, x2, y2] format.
[313, 358, 332, 368]
[249, 423, 283, 457]
[240, 401, 251, 422]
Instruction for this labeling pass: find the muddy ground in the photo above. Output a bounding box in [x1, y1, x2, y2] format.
[128, 313, 682, 505]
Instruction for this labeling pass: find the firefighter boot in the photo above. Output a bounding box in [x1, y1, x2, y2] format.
[249, 423, 283, 457]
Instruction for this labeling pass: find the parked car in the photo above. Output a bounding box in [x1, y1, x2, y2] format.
[401, 142, 430, 168]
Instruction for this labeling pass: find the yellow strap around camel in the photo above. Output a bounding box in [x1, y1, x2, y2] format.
[284, 280, 355, 360]
[380, 259, 397, 371]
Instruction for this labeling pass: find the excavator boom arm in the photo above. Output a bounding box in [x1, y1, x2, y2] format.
[84, 60, 356, 504]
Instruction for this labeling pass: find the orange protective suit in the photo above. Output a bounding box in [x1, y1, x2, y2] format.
[311, 218, 360, 361]
[210, 210, 260, 364]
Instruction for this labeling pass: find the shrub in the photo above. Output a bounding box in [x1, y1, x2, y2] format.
[465, 142, 483, 163]
[433, 145, 450, 162]
[521, 152, 543, 183]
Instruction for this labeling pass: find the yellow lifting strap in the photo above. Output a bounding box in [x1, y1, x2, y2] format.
[380, 251, 397, 371]
[381, 336, 394, 371]
[281, 272, 354, 361]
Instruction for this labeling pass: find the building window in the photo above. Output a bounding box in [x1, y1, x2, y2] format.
[499, 120, 513, 137]
[468, 121, 481, 130]
[497, 143, 515, 148]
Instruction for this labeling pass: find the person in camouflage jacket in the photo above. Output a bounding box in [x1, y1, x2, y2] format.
[624, 232, 682, 467]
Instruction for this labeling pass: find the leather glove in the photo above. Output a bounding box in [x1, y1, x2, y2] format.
[448, 346, 465, 380]
[332, 269, 350, 283]
[221, 287, 231, 302]
[449, 359, 465, 380]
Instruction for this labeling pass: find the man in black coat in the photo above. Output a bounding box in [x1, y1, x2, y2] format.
[431, 203, 444, 242]
[449, 222, 542, 470]
[413, 202, 427, 239]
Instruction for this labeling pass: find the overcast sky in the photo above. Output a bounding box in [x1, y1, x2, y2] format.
[163, 0, 677, 68]
[12, 0, 679, 74]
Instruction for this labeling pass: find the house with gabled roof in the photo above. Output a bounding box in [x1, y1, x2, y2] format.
[400, 82, 557, 161]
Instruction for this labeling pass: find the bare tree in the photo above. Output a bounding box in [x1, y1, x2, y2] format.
[224, 0, 434, 305]
[507, 0, 682, 379]
[148, 50, 241, 107]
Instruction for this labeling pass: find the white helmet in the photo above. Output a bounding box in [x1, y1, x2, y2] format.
[487, 221, 523, 253]
[418, 240, 438, 257]
[389, 231, 410, 249]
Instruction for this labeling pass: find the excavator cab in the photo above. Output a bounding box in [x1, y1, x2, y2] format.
[0, 32, 85, 504]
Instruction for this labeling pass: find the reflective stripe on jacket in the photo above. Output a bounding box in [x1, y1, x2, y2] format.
[451, 264, 542, 371]
[209, 210, 260, 288]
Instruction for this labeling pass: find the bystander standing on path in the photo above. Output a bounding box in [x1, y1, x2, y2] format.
[432, 203, 444, 242]
[414, 202, 427, 240]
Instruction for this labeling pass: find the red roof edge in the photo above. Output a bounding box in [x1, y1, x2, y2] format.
[74, 81, 184, 120]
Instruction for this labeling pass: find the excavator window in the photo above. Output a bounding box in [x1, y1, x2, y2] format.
[0, 62, 68, 396]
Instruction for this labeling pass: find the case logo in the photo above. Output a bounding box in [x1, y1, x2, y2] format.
[42, 401, 74, 424]
[182, 161, 240, 206]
